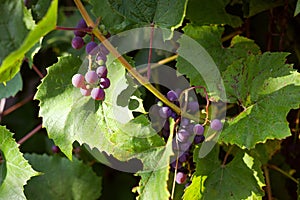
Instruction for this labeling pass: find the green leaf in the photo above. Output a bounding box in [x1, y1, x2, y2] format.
[183, 146, 264, 199]
[176, 24, 260, 98]
[107, 0, 188, 29]
[244, 0, 284, 17]
[0, 0, 58, 83]
[0, 126, 38, 199]
[220, 52, 300, 148]
[249, 140, 281, 165]
[90, 0, 129, 34]
[134, 119, 175, 200]
[0, 73, 22, 98]
[0, 0, 30, 63]
[295, 0, 300, 16]
[186, 0, 243, 27]
[35, 55, 168, 173]
[24, 154, 102, 200]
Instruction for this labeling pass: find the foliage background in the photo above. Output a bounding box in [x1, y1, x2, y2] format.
[0, 0, 300, 199]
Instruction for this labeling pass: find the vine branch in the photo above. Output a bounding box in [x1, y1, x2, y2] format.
[18, 124, 43, 145]
[263, 165, 272, 200]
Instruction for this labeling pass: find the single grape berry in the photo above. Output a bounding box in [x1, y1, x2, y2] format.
[100, 77, 111, 89]
[96, 54, 107, 65]
[85, 70, 99, 84]
[159, 106, 172, 118]
[187, 101, 199, 113]
[177, 129, 190, 143]
[179, 152, 189, 163]
[181, 118, 190, 127]
[210, 119, 223, 131]
[96, 66, 108, 78]
[167, 90, 178, 101]
[194, 135, 205, 144]
[74, 19, 88, 37]
[86, 41, 98, 55]
[99, 44, 109, 55]
[51, 145, 60, 154]
[193, 124, 204, 135]
[72, 36, 85, 49]
[91, 88, 105, 100]
[171, 161, 182, 169]
[80, 88, 91, 96]
[72, 74, 85, 88]
[176, 172, 187, 184]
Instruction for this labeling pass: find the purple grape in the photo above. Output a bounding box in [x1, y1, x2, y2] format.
[85, 70, 99, 84]
[96, 54, 107, 65]
[194, 135, 205, 144]
[170, 111, 178, 119]
[193, 124, 204, 135]
[74, 19, 88, 37]
[181, 118, 190, 126]
[176, 172, 187, 184]
[159, 106, 172, 118]
[96, 66, 108, 78]
[100, 77, 110, 89]
[185, 182, 191, 188]
[80, 88, 91, 96]
[177, 129, 189, 143]
[72, 74, 85, 88]
[178, 152, 189, 163]
[99, 44, 109, 55]
[51, 145, 60, 154]
[179, 141, 192, 151]
[210, 119, 223, 131]
[162, 129, 170, 139]
[86, 41, 98, 55]
[187, 101, 199, 113]
[171, 161, 182, 169]
[163, 121, 170, 131]
[167, 90, 178, 101]
[72, 36, 85, 49]
[91, 88, 105, 100]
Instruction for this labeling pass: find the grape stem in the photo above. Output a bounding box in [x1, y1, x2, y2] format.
[55, 26, 92, 33]
[17, 124, 43, 145]
[171, 117, 181, 200]
[73, 0, 183, 115]
[267, 164, 299, 184]
[263, 165, 273, 200]
[146, 23, 155, 80]
[179, 86, 210, 125]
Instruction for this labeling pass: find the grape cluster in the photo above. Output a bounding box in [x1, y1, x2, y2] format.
[71, 19, 109, 54]
[153, 89, 224, 185]
[71, 44, 110, 100]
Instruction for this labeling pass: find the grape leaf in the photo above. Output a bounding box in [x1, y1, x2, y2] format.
[0, 0, 30, 62]
[134, 119, 175, 200]
[24, 154, 102, 200]
[249, 140, 281, 165]
[176, 24, 260, 98]
[0, 0, 58, 83]
[219, 52, 300, 149]
[186, 0, 243, 27]
[107, 0, 187, 29]
[183, 146, 264, 199]
[295, 0, 300, 16]
[244, 0, 284, 17]
[90, 0, 129, 34]
[35, 55, 169, 172]
[0, 126, 38, 199]
[0, 73, 22, 98]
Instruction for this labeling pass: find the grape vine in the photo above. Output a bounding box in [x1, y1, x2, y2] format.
[0, 0, 299, 199]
